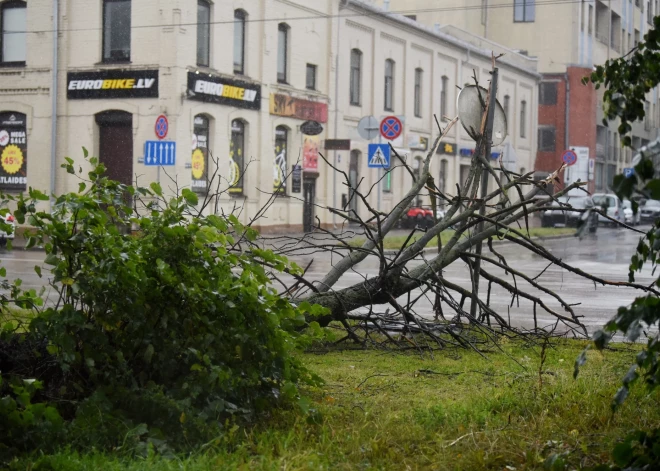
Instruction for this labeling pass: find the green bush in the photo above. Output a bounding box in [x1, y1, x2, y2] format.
[0, 152, 323, 459]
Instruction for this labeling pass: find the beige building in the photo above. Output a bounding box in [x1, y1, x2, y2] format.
[0, 0, 539, 232]
[379, 0, 660, 191]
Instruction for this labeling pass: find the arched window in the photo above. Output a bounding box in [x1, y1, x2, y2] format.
[1, 1, 26, 65]
[233, 9, 246, 74]
[440, 75, 449, 118]
[350, 49, 362, 106]
[520, 100, 527, 138]
[197, 0, 211, 67]
[274, 126, 288, 193]
[414, 68, 423, 118]
[102, 0, 131, 62]
[192, 114, 210, 194]
[229, 119, 245, 194]
[277, 23, 289, 83]
[384, 59, 395, 111]
[503, 94, 510, 120]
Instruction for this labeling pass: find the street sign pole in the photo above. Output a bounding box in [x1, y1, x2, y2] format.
[470, 68, 499, 321]
[378, 134, 382, 212]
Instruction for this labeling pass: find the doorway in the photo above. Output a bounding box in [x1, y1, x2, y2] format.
[348, 150, 360, 218]
[95, 110, 133, 186]
[303, 178, 316, 233]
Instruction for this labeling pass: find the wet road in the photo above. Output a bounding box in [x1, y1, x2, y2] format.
[0, 226, 654, 334]
[282, 226, 655, 334]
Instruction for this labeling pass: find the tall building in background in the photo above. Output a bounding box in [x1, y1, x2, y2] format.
[379, 0, 660, 192]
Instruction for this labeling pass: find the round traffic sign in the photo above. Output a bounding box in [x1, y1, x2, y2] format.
[357, 116, 380, 140]
[155, 114, 168, 140]
[380, 116, 402, 141]
[562, 150, 577, 166]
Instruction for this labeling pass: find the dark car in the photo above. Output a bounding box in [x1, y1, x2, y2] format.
[541, 196, 598, 232]
[640, 199, 660, 223]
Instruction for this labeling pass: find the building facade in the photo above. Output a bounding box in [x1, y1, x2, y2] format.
[0, 0, 539, 232]
[381, 0, 660, 193]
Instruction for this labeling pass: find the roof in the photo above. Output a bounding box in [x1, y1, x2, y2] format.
[342, 0, 542, 80]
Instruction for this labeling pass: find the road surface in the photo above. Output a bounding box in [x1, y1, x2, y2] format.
[0, 226, 654, 334]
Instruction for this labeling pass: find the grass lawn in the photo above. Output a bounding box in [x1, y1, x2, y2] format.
[350, 226, 576, 250]
[16, 339, 658, 470]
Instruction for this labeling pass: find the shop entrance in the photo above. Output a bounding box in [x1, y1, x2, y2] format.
[95, 110, 133, 186]
[303, 177, 316, 233]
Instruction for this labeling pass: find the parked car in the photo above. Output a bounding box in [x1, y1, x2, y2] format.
[592, 193, 625, 226]
[401, 206, 434, 229]
[622, 199, 641, 226]
[541, 196, 598, 232]
[640, 199, 660, 223]
[0, 211, 16, 247]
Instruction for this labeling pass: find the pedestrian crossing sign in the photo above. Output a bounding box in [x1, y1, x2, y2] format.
[368, 143, 390, 168]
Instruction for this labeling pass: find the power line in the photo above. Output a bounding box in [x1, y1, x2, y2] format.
[6, 0, 585, 36]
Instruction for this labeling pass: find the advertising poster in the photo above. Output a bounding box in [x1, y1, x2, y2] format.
[0, 112, 27, 191]
[303, 135, 319, 171]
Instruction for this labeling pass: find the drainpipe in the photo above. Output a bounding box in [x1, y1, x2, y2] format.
[565, 73, 570, 151]
[332, 2, 344, 229]
[50, 0, 59, 211]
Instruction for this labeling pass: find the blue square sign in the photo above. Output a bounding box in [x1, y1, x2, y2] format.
[367, 143, 390, 169]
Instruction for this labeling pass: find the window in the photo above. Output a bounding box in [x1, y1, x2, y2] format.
[539, 82, 558, 105]
[1, 1, 26, 65]
[350, 49, 362, 105]
[581, 0, 585, 31]
[439, 159, 448, 194]
[229, 120, 245, 195]
[503, 94, 510, 119]
[192, 115, 209, 194]
[306, 63, 317, 90]
[197, 1, 210, 67]
[414, 68, 423, 117]
[538, 126, 556, 151]
[520, 100, 527, 138]
[440, 76, 449, 118]
[277, 23, 289, 83]
[274, 126, 288, 194]
[514, 0, 535, 22]
[103, 0, 131, 62]
[588, 5, 593, 34]
[384, 59, 395, 111]
[233, 9, 246, 74]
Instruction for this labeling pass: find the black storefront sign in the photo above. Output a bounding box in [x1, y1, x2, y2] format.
[292, 165, 302, 193]
[324, 139, 351, 150]
[187, 72, 261, 110]
[0, 112, 27, 191]
[67, 70, 159, 99]
[437, 142, 457, 156]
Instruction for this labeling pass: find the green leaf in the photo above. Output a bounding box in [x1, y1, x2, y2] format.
[44, 254, 59, 266]
[0, 267, 5, 277]
[150, 182, 163, 196]
[78, 182, 86, 193]
[181, 188, 199, 206]
[143, 344, 155, 364]
[25, 236, 36, 249]
[34, 265, 42, 277]
[82, 146, 89, 158]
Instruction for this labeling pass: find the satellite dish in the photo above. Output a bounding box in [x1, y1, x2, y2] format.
[357, 116, 380, 141]
[457, 85, 507, 146]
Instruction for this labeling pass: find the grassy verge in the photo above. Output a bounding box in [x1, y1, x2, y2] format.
[350, 226, 576, 250]
[15, 339, 657, 470]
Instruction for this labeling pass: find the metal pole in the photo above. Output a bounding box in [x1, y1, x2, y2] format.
[49, 0, 59, 211]
[332, 3, 342, 229]
[469, 68, 499, 320]
[377, 133, 382, 212]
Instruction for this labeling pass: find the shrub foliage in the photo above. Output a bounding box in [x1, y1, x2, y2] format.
[0, 153, 321, 459]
